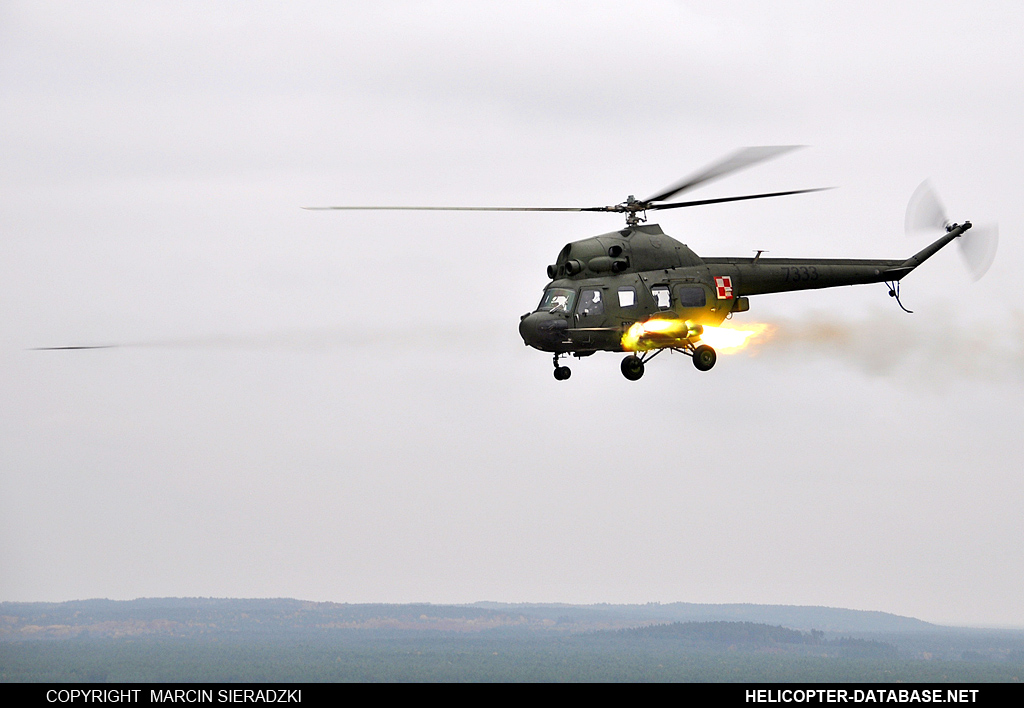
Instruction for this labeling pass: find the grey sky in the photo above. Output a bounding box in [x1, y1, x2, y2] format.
[1, 1, 1022, 627]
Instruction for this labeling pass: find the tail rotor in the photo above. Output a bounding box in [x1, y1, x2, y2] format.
[905, 180, 998, 281]
[958, 222, 999, 281]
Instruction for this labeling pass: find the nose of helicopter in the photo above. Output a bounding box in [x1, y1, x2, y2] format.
[519, 312, 569, 351]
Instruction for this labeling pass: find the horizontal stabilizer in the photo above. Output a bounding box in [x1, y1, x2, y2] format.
[881, 266, 914, 280]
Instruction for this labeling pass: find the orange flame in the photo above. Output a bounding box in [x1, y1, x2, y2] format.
[622, 319, 695, 351]
[698, 323, 772, 352]
[622, 319, 771, 353]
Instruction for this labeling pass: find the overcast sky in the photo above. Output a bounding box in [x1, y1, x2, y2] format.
[2, 1, 1023, 627]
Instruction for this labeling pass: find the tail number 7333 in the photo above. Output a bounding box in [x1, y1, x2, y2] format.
[782, 265, 819, 281]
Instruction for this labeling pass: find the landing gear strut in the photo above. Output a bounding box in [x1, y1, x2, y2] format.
[552, 354, 571, 381]
[619, 343, 717, 380]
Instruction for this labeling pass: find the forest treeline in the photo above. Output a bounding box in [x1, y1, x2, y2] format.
[3, 599, 1024, 682]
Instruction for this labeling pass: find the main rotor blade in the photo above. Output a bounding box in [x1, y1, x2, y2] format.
[302, 205, 597, 212]
[643, 146, 804, 204]
[648, 187, 831, 211]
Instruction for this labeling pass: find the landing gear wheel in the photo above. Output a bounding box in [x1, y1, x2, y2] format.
[692, 344, 717, 371]
[553, 366, 571, 381]
[620, 355, 644, 381]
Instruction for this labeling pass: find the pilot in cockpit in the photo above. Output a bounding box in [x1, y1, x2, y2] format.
[579, 290, 602, 317]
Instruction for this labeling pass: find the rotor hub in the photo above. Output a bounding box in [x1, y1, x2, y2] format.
[618, 196, 649, 226]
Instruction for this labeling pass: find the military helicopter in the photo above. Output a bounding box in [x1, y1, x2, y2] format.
[307, 146, 997, 381]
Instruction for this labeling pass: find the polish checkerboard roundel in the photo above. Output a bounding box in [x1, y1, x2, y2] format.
[714, 276, 734, 299]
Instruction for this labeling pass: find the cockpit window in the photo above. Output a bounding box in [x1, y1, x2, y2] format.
[617, 287, 637, 308]
[538, 288, 576, 313]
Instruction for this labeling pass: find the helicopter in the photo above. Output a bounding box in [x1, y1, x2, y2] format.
[307, 146, 997, 381]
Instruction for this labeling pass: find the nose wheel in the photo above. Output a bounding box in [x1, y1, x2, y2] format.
[553, 354, 571, 381]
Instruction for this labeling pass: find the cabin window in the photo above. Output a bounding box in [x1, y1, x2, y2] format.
[651, 285, 671, 310]
[577, 289, 604, 317]
[677, 286, 706, 308]
[617, 287, 637, 308]
[538, 288, 575, 313]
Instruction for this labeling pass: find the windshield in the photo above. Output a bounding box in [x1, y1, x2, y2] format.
[538, 288, 576, 313]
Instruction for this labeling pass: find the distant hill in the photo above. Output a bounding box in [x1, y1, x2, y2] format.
[0, 597, 931, 642]
[471, 601, 935, 633]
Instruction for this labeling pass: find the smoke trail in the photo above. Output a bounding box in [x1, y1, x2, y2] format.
[30, 310, 1024, 383]
[30, 325, 504, 352]
[742, 306, 1024, 384]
